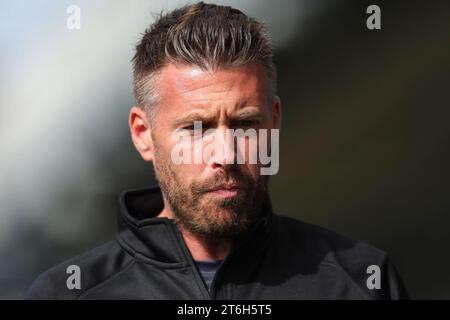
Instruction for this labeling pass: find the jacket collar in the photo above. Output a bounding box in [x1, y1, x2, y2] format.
[117, 185, 274, 265]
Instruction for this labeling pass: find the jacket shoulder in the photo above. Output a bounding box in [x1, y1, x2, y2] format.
[26, 240, 133, 300]
[273, 214, 409, 299]
[275, 215, 385, 260]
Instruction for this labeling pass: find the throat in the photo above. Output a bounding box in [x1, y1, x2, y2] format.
[179, 226, 233, 261]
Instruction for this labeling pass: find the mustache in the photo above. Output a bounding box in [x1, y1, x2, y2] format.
[190, 167, 254, 194]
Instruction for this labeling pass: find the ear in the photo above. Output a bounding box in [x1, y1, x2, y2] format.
[272, 95, 282, 130]
[129, 106, 154, 162]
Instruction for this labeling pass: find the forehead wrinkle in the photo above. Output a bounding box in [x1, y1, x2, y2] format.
[159, 64, 270, 128]
[176, 82, 217, 96]
[176, 81, 236, 101]
[173, 70, 250, 99]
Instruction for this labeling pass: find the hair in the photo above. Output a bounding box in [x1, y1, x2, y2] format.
[132, 1, 277, 122]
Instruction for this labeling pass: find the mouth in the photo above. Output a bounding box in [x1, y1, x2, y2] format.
[206, 183, 242, 198]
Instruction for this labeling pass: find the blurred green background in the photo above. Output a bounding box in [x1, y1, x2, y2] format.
[0, 0, 449, 299]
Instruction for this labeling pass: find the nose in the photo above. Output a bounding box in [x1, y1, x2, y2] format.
[207, 126, 236, 168]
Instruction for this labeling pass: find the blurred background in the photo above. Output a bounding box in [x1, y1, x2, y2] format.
[1, 0, 449, 299]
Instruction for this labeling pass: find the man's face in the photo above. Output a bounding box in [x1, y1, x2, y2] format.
[134, 63, 281, 240]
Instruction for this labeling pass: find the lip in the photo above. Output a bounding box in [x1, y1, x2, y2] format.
[206, 184, 242, 198]
[208, 183, 241, 192]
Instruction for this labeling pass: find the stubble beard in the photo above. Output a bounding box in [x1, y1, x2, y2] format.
[152, 143, 269, 242]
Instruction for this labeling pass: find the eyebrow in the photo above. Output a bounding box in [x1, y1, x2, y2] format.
[172, 111, 214, 129]
[172, 107, 264, 129]
[231, 108, 264, 121]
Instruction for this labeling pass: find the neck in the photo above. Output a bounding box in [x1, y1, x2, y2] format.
[156, 205, 232, 261]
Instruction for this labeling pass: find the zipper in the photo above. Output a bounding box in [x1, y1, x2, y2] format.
[168, 215, 270, 300]
[209, 217, 269, 299]
[209, 252, 230, 299]
[168, 221, 212, 300]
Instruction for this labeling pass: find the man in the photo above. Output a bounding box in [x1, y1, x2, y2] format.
[27, 2, 408, 299]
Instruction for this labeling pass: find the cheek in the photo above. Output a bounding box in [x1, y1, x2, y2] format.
[177, 163, 205, 181]
[243, 163, 261, 180]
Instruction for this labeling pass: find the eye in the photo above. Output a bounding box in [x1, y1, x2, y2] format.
[238, 119, 259, 127]
[181, 122, 213, 133]
[182, 123, 202, 131]
[182, 124, 196, 131]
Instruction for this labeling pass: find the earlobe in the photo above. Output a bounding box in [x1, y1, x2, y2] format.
[272, 96, 282, 130]
[129, 106, 154, 162]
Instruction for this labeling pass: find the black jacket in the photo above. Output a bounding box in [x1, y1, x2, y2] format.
[27, 186, 409, 299]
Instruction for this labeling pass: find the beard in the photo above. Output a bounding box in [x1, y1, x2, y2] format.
[152, 142, 269, 242]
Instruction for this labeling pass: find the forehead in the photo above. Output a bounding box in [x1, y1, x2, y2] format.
[157, 63, 269, 115]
